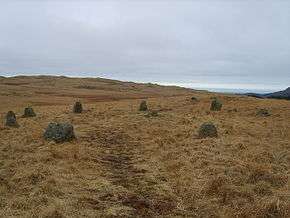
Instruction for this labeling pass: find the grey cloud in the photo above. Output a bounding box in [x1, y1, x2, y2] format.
[0, 1, 290, 90]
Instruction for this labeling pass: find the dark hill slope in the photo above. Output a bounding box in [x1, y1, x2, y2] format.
[246, 87, 290, 100]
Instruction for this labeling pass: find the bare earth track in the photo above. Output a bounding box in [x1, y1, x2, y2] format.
[0, 76, 289, 217]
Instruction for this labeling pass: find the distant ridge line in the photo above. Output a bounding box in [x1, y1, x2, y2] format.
[245, 87, 290, 100]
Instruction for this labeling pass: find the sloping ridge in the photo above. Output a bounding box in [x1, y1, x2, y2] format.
[246, 87, 290, 100]
[264, 87, 290, 100]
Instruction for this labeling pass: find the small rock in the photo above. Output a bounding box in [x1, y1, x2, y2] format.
[210, 99, 222, 111]
[139, 100, 148, 111]
[22, 107, 36, 117]
[73, 101, 83, 113]
[227, 108, 238, 113]
[191, 97, 198, 101]
[44, 122, 75, 143]
[198, 122, 218, 138]
[5, 111, 19, 127]
[257, 108, 270, 117]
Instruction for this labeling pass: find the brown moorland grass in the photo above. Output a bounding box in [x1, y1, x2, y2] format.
[0, 76, 289, 217]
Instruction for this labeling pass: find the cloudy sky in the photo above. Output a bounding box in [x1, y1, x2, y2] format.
[1, 1, 290, 91]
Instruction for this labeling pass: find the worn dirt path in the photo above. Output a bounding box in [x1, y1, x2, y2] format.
[96, 128, 181, 217]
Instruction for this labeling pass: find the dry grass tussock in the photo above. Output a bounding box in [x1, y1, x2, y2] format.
[0, 76, 289, 217]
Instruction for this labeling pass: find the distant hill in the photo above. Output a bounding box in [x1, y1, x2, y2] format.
[0, 75, 196, 110]
[245, 87, 290, 100]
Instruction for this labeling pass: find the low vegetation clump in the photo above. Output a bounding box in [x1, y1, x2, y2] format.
[198, 122, 218, 138]
[22, 107, 36, 117]
[43, 122, 75, 143]
[145, 110, 159, 118]
[73, 101, 83, 113]
[210, 98, 223, 111]
[5, 111, 19, 127]
[139, 100, 148, 111]
[256, 108, 271, 117]
[76, 85, 97, 90]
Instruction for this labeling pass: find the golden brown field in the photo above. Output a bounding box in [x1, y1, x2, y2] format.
[0, 76, 289, 217]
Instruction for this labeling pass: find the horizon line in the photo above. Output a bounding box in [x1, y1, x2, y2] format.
[0, 73, 288, 94]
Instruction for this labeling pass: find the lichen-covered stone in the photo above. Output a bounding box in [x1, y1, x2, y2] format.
[73, 101, 83, 113]
[198, 122, 218, 138]
[5, 111, 19, 127]
[256, 108, 270, 117]
[43, 122, 75, 143]
[22, 107, 36, 117]
[210, 99, 223, 111]
[139, 100, 148, 111]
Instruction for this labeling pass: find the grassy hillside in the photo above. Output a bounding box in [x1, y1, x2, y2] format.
[0, 76, 289, 217]
[0, 76, 194, 110]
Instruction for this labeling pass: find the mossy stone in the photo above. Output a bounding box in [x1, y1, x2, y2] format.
[210, 99, 222, 111]
[139, 100, 148, 111]
[5, 111, 19, 127]
[44, 122, 75, 143]
[22, 107, 36, 117]
[198, 122, 218, 138]
[73, 101, 83, 113]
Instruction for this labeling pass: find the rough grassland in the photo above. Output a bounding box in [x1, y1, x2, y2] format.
[0, 76, 289, 217]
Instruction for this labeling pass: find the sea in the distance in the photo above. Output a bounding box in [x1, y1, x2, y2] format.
[154, 82, 279, 94]
[194, 87, 275, 94]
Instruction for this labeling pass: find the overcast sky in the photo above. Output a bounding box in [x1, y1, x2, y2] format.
[0, 1, 290, 91]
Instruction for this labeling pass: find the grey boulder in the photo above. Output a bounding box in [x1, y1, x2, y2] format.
[44, 122, 75, 143]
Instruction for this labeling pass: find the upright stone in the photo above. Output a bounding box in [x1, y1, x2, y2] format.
[5, 111, 19, 127]
[22, 107, 36, 117]
[73, 101, 83, 113]
[198, 122, 218, 138]
[43, 122, 75, 143]
[139, 100, 148, 111]
[210, 99, 223, 111]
